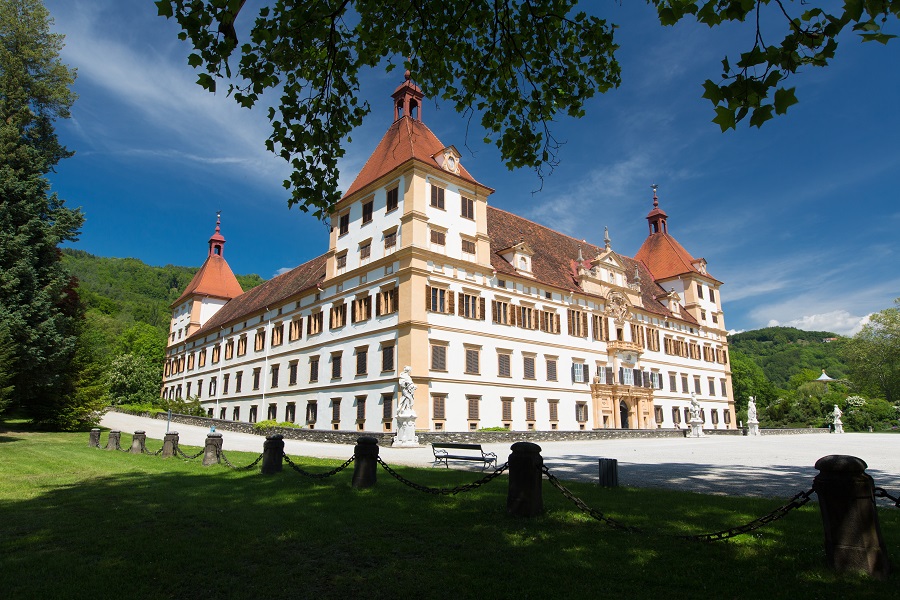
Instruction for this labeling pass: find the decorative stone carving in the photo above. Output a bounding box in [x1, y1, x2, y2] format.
[393, 366, 420, 447]
[606, 290, 630, 325]
[687, 393, 704, 438]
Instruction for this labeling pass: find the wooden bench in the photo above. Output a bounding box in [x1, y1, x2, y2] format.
[431, 442, 498, 470]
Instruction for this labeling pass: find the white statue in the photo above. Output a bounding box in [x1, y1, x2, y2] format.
[832, 404, 843, 424]
[398, 366, 416, 414]
[689, 393, 701, 421]
[747, 397, 757, 422]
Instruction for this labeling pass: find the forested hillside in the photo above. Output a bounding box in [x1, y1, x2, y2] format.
[728, 327, 846, 388]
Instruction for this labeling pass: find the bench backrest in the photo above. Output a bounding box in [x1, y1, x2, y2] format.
[432, 442, 483, 451]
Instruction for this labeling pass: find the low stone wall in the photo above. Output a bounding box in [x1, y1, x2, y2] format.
[109, 409, 828, 445]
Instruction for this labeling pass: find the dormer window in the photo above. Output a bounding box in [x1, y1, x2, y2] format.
[438, 146, 462, 175]
[519, 257, 528, 271]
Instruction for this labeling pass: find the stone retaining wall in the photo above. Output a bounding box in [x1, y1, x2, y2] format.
[111, 408, 828, 445]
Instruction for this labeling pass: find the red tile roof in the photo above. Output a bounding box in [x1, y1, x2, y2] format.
[342, 116, 484, 199]
[187, 254, 327, 341]
[172, 254, 245, 307]
[634, 232, 720, 284]
[486, 207, 691, 320]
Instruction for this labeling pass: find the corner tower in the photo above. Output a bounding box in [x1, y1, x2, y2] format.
[167, 214, 244, 347]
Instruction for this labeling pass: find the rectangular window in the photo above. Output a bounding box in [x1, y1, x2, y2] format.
[351, 295, 372, 323]
[502, 398, 513, 421]
[377, 287, 399, 316]
[360, 243, 371, 260]
[331, 399, 341, 423]
[330, 303, 347, 329]
[309, 356, 319, 383]
[271, 323, 284, 347]
[212, 344, 221, 363]
[430, 229, 446, 246]
[338, 213, 349, 236]
[362, 200, 373, 224]
[697, 283, 704, 299]
[271, 364, 280, 388]
[540, 310, 561, 334]
[461, 239, 476, 255]
[430, 185, 445, 209]
[289, 361, 298, 386]
[461, 196, 475, 219]
[465, 347, 480, 375]
[548, 400, 559, 421]
[306, 401, 317, 425]
[331, 353, 342, 379]
[235, 371, 243, 393]
[381, 344, 394, 372]
[356, 396, 366, 422]
[431, 344, 447, 371]
[225, 340, 234, 360]
[672, 407, 682, 424]
[492, 299, 510, 325]
[188, 353, 195, 370]
[267, 404, 277, 421]
[708, 378, 716, 396]
[523, 356, 535, 380]
[460, 292, 483, 319]
[186, 382, 192, 398]
[289, 318, 302, 341]
[681, 374, 689, 394]
[720, 378, 727, 397]
[518, 305, 535, 329]
[223, 373, 230, 394]
[498, 352, 511, 377]
[568, 309, 588, 337]
[254, 329, 265, 352]
[198, 350, 206, 368]
[525, 399, 536, 422]
[384, 230, 397, 249]
[386, 186, 399, 212]
[694, 376, 701, 395]
[383, 394, 394, 421]
[572, 362, 586, 383]
[669, 372, 678, 392]
[427, 286, 448, 313]
[336, 253, 347, 270]
[252, 367, 261, 390]
[356, 348, 367, 375]
[232, 407, 240, 421]
[546, 358, 557, 381]
[467, 396, 480, 420]
[433, 395, 446, 420]
[308, 311, 324, 335]
[575, 402, 588, 423]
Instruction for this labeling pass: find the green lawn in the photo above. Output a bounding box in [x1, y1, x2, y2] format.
[0, 424, 897, 599]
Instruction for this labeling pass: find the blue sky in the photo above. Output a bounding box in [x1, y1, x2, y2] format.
[44, 1, 899, 336]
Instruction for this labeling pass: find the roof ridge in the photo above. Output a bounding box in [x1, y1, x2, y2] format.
[487, 205, 607, 257]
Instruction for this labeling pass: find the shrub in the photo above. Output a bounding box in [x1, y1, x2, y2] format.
[252, 419, 302, 432]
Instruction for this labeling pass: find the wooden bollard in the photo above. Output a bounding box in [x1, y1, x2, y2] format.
[351, 436, 379, 489]
[507, 441, 544, 517]
[203, 432, 223, 466]
[130, 431, 146, 454]
[161, 432, 179, 458]
[105, 430, 121, 451]
[813, 455, 891, 579]
[88, 428, 101, 448]
[261, 434, 285, 474]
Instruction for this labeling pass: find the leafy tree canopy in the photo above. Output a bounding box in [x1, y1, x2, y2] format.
[843, 298, 900, 404]
[157, 0, 900, 217]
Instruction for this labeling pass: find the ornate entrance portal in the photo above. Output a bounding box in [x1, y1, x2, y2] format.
[619, 400, 630, 429]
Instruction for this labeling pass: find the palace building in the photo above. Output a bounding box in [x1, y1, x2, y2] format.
[161, 75, 735, 433]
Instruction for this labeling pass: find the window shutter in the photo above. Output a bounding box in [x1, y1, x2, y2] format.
[448, 290, 455, 314]
[365, 296, 372, 320]
[605, 367, 613, 383]
[618, 367, 624, 385]
[350, 303, 357, 324]
[567, 310, 573, 335]
[555, 313, 560, 333]
[457, 293, 464, 316]
[592, 315, 598, 340]
[581, 312, 588, 338]
[479, 297, 485, 320]
[644, 371, 652, 388]
[510, 305, 518, 326]
[425, 285, 431, 311]
[571, 363, 577, 383]
[376, 293, 382, 317]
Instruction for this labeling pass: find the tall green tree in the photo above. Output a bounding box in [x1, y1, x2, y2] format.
[844, 298, 900, 404]
[0, 0, 85, 426]
[157, 0, 900, 216]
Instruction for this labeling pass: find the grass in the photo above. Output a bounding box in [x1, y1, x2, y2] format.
[0, 423, 897, 599]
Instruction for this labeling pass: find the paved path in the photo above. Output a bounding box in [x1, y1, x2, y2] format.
[101, 412, 900, 499]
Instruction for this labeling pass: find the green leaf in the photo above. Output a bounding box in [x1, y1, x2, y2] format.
[196, 73, 216, 93]
[773, 87, 799, 115]
[712, 106, 736, 132]
[749, 105, 774, 128]
[187, 54, 203, 68]
[701, 80, 723, 105]
[155, 1, 173, 18]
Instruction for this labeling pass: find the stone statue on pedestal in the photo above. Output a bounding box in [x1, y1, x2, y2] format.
[393, 366, 420, 447]
[687, 393, 705, 438]
[747, 396, 761, 436]
[832, 404, 844, 434]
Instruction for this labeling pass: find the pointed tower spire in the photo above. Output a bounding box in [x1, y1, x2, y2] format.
[391, 66, 424, 122]
[209, 211, 226, 257]
[646, 184, 668, 235]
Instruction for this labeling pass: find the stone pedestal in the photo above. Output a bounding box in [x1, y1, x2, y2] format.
[261, 434, 285, 474]
[105, 430, 121, 451]
[203, 432, 223, 466]
[748, 419, 761, 436]
[88, 428, 101, 448]
[813, 455, 890, 579]
[130, 431, 146, 453]
[352, 436, 380, 488]
[688, 417, 704, 438]
[161, 432, 179, 458]
[834, 422, 844, 434]
[392, 410, 419, 447]
[507, 442, 544, 517]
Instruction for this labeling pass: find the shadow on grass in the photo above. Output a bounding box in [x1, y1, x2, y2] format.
[1, 449, 897, 600]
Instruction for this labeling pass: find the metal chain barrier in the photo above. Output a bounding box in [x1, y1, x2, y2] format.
[283, 453, 355, 479]
[377, 457, 509, 495]
[220, 450, 263, 470]
[143, 446, 164, 456]
[542, 464, 815, 542]
[176, 447, 206, 460]
[874, 487, 900, 508]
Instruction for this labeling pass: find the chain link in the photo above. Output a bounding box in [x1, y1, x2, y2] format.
[176, 447, 206, 460]
[378, 457, 509, 495]
[874, 487, 900, 508]
[542, 465, 815, 542]
[220, 451, 263, 470]
[143, 446, 164, 456]
[283, 453, 355, 479]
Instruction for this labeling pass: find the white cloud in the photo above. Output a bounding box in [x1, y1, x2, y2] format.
[767, 310, 871, 336]
[273, 267, 293, 277]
